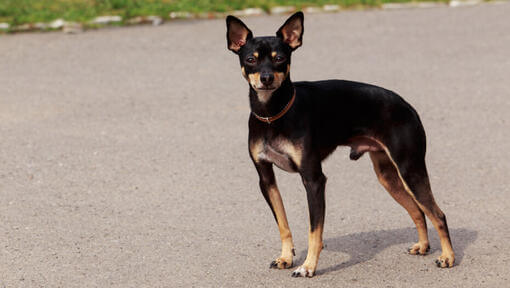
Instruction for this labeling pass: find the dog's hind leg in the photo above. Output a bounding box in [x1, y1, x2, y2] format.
[382, 130, 455, 268]
[254, 161, 295, 269]
[369, 151, 430, 255]
[397, 159, 454, 267]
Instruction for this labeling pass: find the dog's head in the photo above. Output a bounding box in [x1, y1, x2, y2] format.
[226, 12, 304, 102]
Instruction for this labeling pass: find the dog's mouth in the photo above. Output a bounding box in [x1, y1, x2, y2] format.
[253, 84, 277, 91]
[256, 87, 276, 91]
[252, 85, 277, 103]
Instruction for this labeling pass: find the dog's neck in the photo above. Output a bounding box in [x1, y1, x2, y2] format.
[249, 77, 294, 118]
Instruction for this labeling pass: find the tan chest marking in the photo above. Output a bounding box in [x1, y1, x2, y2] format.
[250, 138, 264, 163]
[250, 138, 302, 172]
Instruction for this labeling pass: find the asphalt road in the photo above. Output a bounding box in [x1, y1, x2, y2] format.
[1, 3, 509, 287]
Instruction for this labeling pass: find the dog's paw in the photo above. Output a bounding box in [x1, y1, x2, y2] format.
[407, 242, 430, 255]
[435, 253, 455, 268]
[291, 265, 315, 278]
[269, 257, 293, 269]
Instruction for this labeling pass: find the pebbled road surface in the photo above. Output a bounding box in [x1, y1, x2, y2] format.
[1, 3, 509, 287]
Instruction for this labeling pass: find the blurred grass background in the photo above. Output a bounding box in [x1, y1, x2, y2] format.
[0, 0, 448, 26]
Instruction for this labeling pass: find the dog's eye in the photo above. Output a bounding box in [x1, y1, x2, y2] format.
[245, 57, 256, 64]
[275, 55, 285, 63]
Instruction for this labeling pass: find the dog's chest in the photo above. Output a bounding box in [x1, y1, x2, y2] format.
[253, 138, 301, 173]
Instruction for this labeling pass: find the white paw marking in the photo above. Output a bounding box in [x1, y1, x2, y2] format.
[291, 266, 314, 277]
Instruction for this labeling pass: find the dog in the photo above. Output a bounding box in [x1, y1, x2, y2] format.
[226, 12, 454, 277]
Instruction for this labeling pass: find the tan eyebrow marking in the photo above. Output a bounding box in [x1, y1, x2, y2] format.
[253, 52, 259, 58]
[271, 51, 277, 58]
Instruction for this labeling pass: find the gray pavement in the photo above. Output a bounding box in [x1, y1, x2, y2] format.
[1, 3, 509, 287]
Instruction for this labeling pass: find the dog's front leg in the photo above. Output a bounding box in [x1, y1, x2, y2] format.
[254, 161, 295, 269]
[292, 165, 327, 278]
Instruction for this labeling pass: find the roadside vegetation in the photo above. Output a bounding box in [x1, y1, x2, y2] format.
[0, 0, 449, 28]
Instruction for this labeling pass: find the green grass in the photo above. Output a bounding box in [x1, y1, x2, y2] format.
[0, 0, 449, 27]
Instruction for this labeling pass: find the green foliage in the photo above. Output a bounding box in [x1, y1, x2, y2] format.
[0, 0, 450, 27]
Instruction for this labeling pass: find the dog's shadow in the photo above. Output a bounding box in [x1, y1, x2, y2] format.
[294, 227, 477, 275]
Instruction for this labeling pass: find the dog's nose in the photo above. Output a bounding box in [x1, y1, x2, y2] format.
[260, 73, 274, 86]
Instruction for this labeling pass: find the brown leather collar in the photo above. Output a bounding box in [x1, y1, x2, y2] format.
[252, 89, 296, 124]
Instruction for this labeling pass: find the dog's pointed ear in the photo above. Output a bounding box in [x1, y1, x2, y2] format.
[276, 12, 304, 50]
[226, 16, 253, 54]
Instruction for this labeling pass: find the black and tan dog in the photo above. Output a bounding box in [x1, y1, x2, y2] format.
[226, 12, 454, 277]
